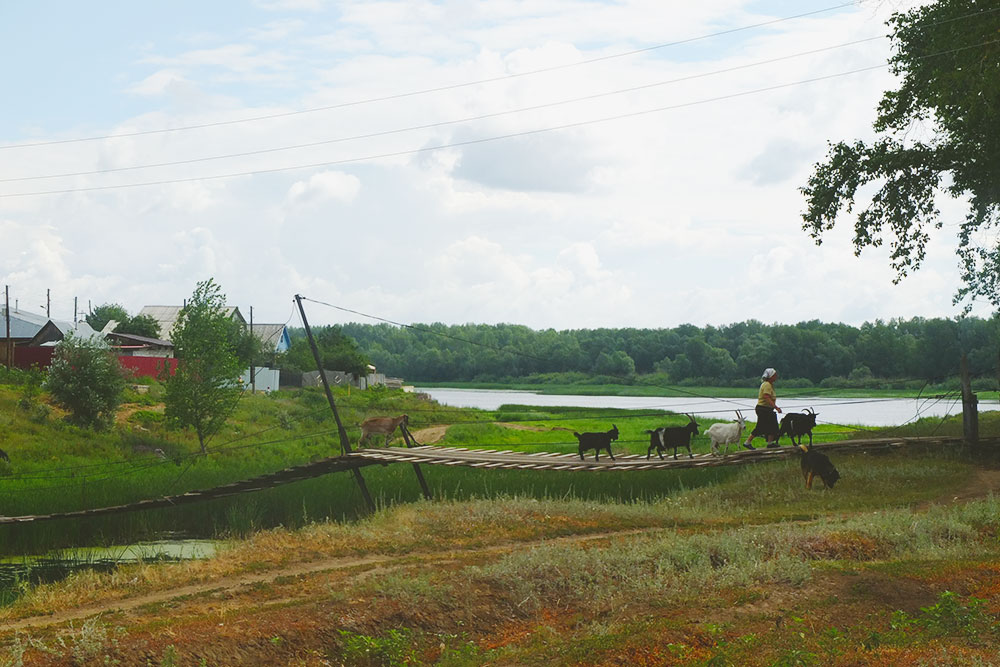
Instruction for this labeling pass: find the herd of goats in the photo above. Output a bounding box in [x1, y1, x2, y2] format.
[358, 409, 840, 490]
[576, 408, 820, 461]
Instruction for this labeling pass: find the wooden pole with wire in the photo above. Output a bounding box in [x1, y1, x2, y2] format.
[400, 425, 432, 501]
[4, 286, 11, 368]
[960, 354, 979, 446]
[294, 294, 375, 512]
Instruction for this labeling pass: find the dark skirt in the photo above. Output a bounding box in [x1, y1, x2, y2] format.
[752, 404, 778, 438]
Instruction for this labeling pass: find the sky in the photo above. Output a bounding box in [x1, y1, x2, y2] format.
[0, 0, 992, 332]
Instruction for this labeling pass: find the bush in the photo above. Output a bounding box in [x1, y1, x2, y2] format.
[776, 377, 814, 388]
[44, 333, 127, 430]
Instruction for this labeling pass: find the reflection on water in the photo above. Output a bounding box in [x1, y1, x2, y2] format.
[418, 387, 999, 427]
[0, 539, 218, 605]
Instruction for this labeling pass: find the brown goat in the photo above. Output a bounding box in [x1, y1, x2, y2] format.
[358, 414, 409, 447]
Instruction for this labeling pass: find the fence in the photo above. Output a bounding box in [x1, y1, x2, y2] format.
[3, 345, 177, 379]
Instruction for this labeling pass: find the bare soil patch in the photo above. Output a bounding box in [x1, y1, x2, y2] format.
[407, 425, 449, 444]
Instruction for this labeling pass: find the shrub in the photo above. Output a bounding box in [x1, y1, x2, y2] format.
[44, 333, 127, 430]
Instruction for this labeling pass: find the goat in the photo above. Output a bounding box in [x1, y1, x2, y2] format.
[704, 410, 747, 456]
[574, 424, 619, 462]
[359, 414, 409, 447]
[798, 443, 840, 489]
[644, 427, 665, 459]
[0, 447, 7, 462]
[648, 414, 699, 460]
[776, 408, 819, 447]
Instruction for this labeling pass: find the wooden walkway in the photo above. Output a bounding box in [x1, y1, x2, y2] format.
[352, 437, 913, 471]
[2, 436, 995, 525]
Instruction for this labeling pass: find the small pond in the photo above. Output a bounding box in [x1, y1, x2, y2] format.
[0, 538, 218, 605]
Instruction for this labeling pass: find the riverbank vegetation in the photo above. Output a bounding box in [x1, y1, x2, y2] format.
[334, 316, 1000, 391]
[1, 362, 997, 553]
[2, 356, 1000, 662]
[2, 446, 998, 664]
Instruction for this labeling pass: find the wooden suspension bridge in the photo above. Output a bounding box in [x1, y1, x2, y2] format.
[2, 435, 995, 526]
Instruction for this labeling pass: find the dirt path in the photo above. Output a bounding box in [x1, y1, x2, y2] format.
[408, 421, 566, 444]
[1, 528, 653, 632]
[917, 465, 1000, 509]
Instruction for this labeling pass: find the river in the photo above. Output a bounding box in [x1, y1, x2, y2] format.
[416, 387, 999, 427]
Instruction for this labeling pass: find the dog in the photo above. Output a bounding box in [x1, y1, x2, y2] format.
[798, 444, 839, 489]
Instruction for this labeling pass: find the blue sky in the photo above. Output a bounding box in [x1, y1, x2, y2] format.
[2, 0, 988, 330]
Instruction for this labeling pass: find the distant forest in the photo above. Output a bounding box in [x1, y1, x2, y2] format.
[312, 317, 1000, 390]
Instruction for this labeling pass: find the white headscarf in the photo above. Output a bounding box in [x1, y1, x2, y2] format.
[762, 368, 777, 381]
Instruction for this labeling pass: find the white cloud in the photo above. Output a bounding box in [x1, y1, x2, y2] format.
[287, 171, 361, 205]
[1, 0, 992, 331]
[128, 70, 190, 97]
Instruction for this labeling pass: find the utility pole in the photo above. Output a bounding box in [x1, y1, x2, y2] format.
[294, 294, 375, 512]
[960, 354, 979, 446]
[4, 286, 10, 368]
[249, 305, 256, 394]
[74, 297, 78, 324]
[46, 289, 50, 318]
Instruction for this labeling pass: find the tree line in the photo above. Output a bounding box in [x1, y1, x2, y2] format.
[313, 317, 1000, 389]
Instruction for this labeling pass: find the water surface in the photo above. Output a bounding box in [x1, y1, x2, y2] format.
[417, 387, 999, 427]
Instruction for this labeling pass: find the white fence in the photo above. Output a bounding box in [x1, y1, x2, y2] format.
[241, 366, 280, 392]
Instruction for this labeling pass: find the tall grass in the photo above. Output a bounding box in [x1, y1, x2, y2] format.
[468, 494, 1000, 614]
[0, 379, 991, 556]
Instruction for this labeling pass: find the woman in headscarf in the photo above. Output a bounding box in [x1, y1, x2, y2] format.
[744, 367, 781, 449]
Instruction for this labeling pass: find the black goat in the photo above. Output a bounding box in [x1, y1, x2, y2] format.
[0, 448, 7, 462]
[644, 427, 665, 460]
[647, 414, 699, 460]
[798, 444, 840, 489]
[776, 408, 819, 446]
[574, 424, 619, 462]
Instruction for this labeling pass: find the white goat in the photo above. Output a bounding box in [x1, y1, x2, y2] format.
[704, 410, 746, 456]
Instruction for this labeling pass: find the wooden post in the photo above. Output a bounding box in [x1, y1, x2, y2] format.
[4, 286, 10, 368]
[294, 294, 375, 512]
[401, 425, 432, 501]
[960, 354, 978, 446]
[249, 305, 256, 394]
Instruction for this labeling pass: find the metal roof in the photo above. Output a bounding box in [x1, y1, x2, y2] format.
[27, 320, 104, 346]
[251, 323, 290, 352]
[105, 331, 173, 347]
[1, 307, 98, 341]
[139, 305, 245, 341]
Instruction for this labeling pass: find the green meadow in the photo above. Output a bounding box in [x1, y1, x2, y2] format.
[0, 368, 995, 558]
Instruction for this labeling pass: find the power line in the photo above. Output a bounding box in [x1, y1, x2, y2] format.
[0, 2, 859, 152]
[4, 35, 996, 200]
[0, 35, 887, 184]
[0, 62, 896, 199]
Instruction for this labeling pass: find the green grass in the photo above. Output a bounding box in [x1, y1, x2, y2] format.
[0, 377, 995, 556]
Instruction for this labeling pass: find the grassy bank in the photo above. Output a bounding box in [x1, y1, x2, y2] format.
[1, 445, 998, 664]
[2, 373, 997, 557]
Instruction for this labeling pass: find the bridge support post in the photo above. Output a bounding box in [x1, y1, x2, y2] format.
[961, 354, 979, 446]
[294, 294, 376, 513]
[401, 425, 432, 500]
